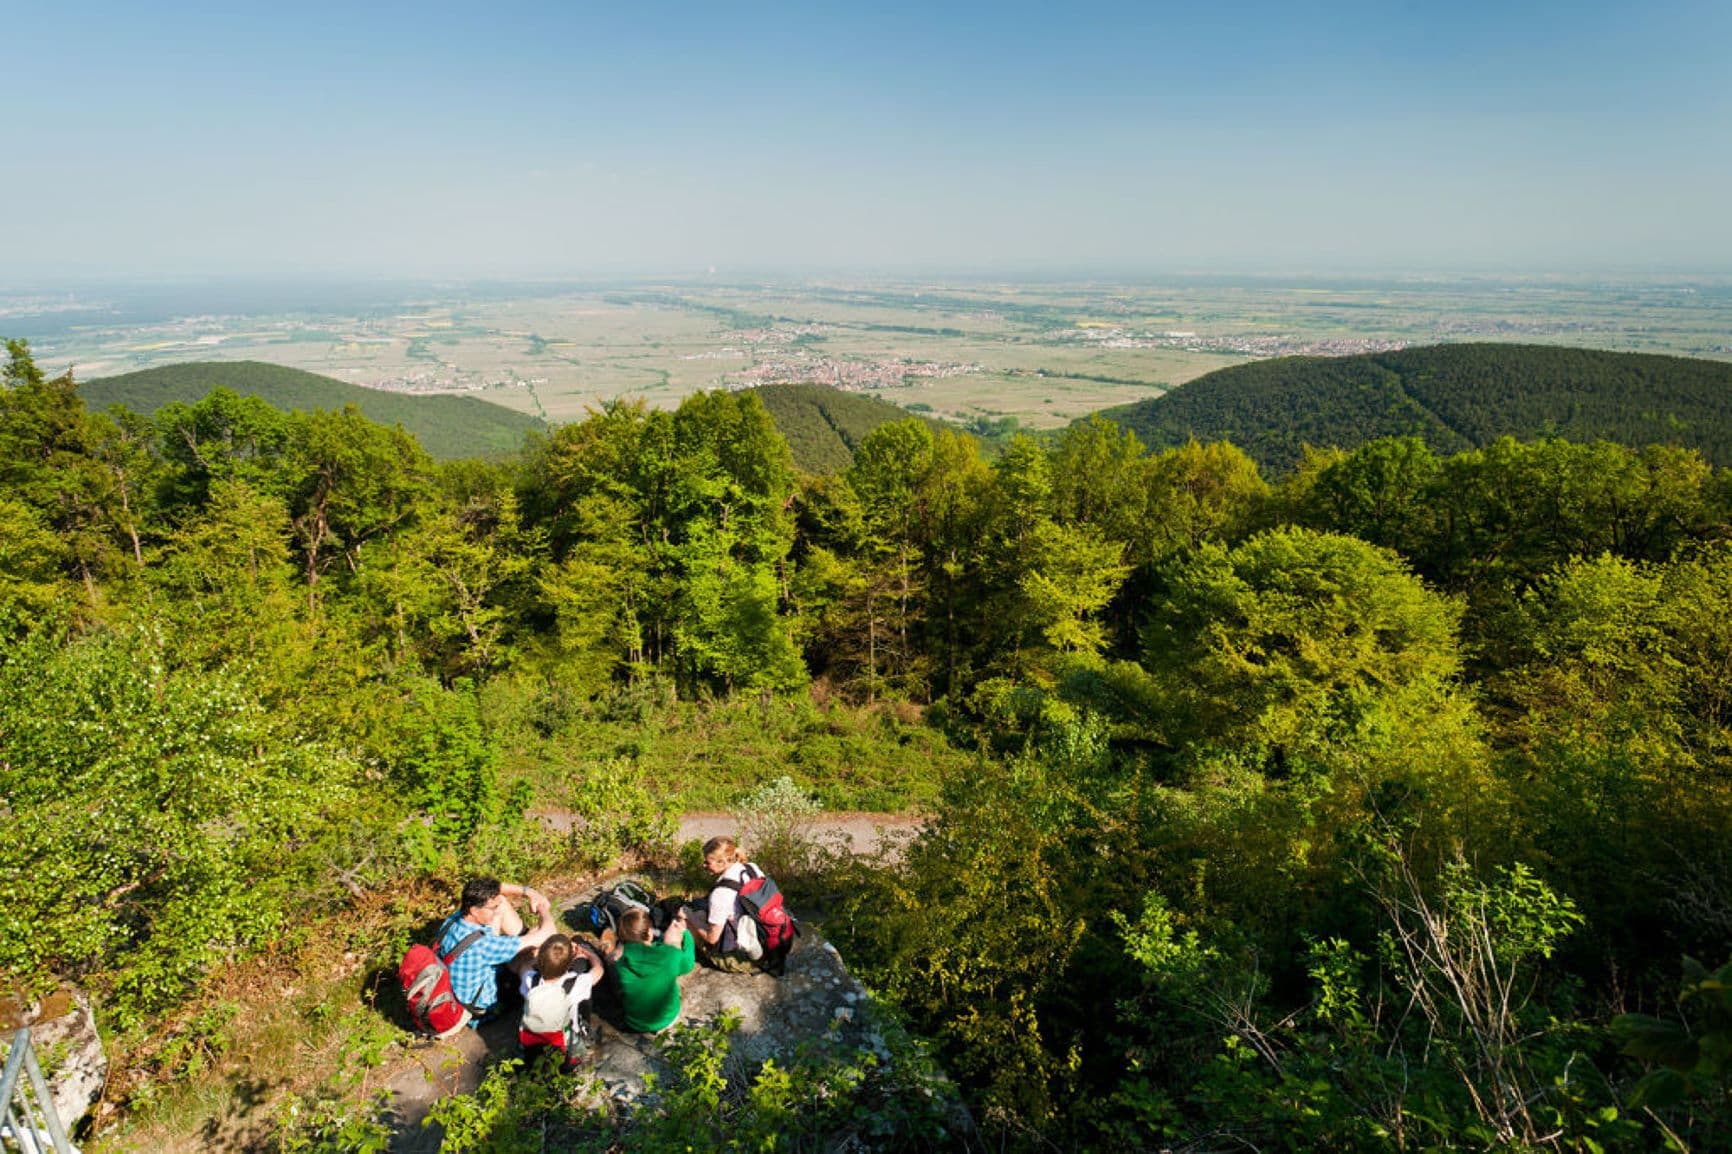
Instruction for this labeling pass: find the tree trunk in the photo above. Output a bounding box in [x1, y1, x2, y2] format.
[304, 504, 328, 615]
[866, 586, 878, 705]
[896, 546, 911, 687]
[115, 472, 144, 566]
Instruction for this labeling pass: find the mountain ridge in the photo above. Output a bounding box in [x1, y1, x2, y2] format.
[746, 381, 940, 473]
[81, 360, 545, 460]
[1094, 343, 1732, 472]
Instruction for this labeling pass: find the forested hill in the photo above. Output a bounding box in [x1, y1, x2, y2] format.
[1096, 343, 1732, 472]
[83, 360, 544, 459]
[748, 382, 935, 473]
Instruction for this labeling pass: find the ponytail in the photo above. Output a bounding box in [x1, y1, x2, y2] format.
[703, 835, 748, 865]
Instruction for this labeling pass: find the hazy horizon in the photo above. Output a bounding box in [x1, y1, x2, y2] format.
[6, 1, 1731, 282]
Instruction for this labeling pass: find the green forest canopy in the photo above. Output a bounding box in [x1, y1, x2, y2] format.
[82, 360, 545, 460]
[1097, 342, 1732, 473]
[746, 381, 941, 473]
[82, 362, 932, 472]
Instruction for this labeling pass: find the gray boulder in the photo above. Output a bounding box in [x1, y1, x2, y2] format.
[385, 895, 971, 1151]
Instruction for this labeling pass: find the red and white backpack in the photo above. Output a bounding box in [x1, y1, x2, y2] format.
[398, 926, 482, 1037]
[716, 863, 799, 970]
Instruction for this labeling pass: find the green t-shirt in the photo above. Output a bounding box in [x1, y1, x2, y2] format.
[614, 932, 695, 1033]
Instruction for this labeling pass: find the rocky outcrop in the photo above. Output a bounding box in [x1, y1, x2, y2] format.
[588, 931, 887, 1106]
[384, 884, 969, 1151]
[0, 985, 107, 1133]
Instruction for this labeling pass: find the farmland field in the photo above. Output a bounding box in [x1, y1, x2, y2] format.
[13, 276, 1732, 429]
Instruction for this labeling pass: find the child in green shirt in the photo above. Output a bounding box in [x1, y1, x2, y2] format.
[605, 907, 695, 1032]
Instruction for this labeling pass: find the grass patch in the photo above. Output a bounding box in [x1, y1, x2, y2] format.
[86, 880, 450, 1151]
[484, 681, 961, 812]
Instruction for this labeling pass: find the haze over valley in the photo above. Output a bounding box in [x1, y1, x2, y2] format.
[14, 275, 1732, 431]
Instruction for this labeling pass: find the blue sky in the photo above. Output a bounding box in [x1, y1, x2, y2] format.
[4, 0, 1729, 279]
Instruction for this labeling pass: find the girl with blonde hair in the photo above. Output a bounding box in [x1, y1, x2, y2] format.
[687, 836, 797, 973]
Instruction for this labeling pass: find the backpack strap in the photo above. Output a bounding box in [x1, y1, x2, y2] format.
[712, 866, 767, 955]
[713, 863, 762, 893]
[435, 917, 487, 965]
[434, 917, 489, 1013]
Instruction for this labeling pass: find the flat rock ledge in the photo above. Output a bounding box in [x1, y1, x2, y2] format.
[384, 890, 968, 1151]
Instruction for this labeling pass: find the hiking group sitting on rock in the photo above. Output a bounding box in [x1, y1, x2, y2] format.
[401, 837, 798, 1069]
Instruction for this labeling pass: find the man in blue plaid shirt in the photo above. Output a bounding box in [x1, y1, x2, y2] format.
[439, 877, 559, 1022]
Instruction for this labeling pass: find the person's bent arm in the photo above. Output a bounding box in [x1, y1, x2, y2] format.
[516, 888, 558, 951]
[662, 908, 690, 947]
[696, 887, 734, 945]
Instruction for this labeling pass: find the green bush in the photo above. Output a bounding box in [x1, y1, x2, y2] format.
[0, 623, 383, 1022]
[557, 756, 678, 868]
[418, 1009, 966, 1152]
[732, 775, 822, 879]
[500, 692, 954, 812]
[1616, 955, 1732, 1143]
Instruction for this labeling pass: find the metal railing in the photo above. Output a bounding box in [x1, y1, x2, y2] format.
[0, 1029, 74, 1154]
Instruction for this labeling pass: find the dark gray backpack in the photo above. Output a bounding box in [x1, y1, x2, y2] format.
[581, 878, 656, 935]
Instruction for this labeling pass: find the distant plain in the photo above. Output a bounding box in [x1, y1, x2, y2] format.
[15, 276, 1732, 429]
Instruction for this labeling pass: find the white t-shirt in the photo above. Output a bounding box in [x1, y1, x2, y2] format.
[706, 862, 751, 926]
[519, 967, 598, 1038]
[520, 966, 598, 1003]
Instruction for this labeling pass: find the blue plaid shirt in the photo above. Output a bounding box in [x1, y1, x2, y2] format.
[438, 915, 522, 1015]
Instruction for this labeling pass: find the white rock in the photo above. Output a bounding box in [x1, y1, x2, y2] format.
[2, 987, 106, 1131]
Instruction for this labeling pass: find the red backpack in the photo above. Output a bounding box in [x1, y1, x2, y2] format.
[717, 864, 798, 966]
[399, 925, 483, 1036]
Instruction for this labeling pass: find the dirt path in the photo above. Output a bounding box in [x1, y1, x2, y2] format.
[530, 809, 927, 860]
[674, 810, 924, 858]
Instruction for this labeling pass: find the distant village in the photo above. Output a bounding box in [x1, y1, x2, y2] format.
[357, 368, 545, 395]
[21, 284, 1729, 399]
[1061, 326, 1412, 358]
[723, 354, 980, 392]
[707, 323, 983, 392]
